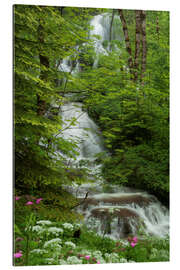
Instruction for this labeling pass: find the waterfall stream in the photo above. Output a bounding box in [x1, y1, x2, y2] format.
[58, 13, 169, 240]
[60, 102, 169, 240]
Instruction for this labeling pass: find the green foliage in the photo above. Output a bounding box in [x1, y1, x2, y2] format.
[14, 5, 92, 192]
[78, 10, 170, 204]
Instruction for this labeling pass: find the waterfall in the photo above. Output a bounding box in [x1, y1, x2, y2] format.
[57, 13, 169, 240]
[59, 12, 122, 72]
[60, 102, 169, 240]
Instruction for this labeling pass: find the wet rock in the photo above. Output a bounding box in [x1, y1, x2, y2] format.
[83, 193, 155, 210]
[91, 207, 138, 218]
[90, 207, 140, 237]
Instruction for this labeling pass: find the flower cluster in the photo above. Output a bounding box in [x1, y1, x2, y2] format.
[14, 251, 23, 258]
[128, 236, 138, 247]
[15, 195, 43, 205]
[62, 223, 74, 231]
[43, 238, 62, 249]
[48, 227, 64, 236]
[37, 220, 52, 226]
[64, 241, 76, 249]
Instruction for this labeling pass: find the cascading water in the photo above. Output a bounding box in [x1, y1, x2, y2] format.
[60, 102, 169, 240]
[57, 13, 169, 240]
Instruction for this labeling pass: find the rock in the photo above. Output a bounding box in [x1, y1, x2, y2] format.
[82, 193, 155, 210]
[91, 207, 138, 218]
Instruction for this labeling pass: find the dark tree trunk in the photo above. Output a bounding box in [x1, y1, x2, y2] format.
[118, 9, 134, 76]
[134, 10, 142, 81]
[156, 14, 160, 40]
[140, 10, 147, 83]
[109, 9, 115, 51]
[37, 21, 49, 116]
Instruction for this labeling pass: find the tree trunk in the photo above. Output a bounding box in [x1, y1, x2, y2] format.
[156, 14, 159, 40]
[140, 10, 147, 83]
[118, 9, 134, 76]
[37, 17, 49, 116]
[134, 10, 142, 81]
[109, 9, 115, 51]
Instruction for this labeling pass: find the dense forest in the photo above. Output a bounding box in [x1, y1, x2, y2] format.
[14, 5, 169, 266]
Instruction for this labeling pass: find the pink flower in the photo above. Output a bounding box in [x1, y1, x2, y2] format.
[85, 255, 90, 260]
[132, 236, 138, 243]
[15, 196, 20, 201]
[130, 242, 136, 248]
[26, 201, 33, 205]
[36, 198, 43, 204]
[97, 261, 100, 264]
[14, 251, 22, 258]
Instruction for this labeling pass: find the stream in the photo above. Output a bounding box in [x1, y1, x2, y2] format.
[60, 102, 169, 240]
[58, 13, 169, 240]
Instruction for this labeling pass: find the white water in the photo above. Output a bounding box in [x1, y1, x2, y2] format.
[60, 102, 169, 239]
[57, 13, 169, 239]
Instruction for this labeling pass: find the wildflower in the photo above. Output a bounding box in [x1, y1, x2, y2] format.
[119, 258, 128, 263]
[14, 251, 22, 258]
[130, 242, 136, 247]
[64, 241, 76, 249]
[15, 196, 20, 201]
[66, 256, 82, 264]
[62, 223, 74, 231]
[36, 198, 43, 204]
[44, 238, 62, 248]
[85, 255, 90, 260]
[48, 227, 63, 235]
[26, 201, 33, 205]
[59, 259, 67, 265]
[132, 236, 138, 243]
[97, 261, 100, 264]
[37, 220, 52, 226]
[46, 258, 55, 265]
[30, 249, 48, 255]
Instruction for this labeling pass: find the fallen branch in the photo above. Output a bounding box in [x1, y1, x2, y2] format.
[70, 191, 89, 209]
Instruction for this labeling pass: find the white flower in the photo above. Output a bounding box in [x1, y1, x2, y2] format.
[48, 227, 63, 235]
[37, 220, 52, 226]
[44, 238, 62, 249]
[73, 223, 81, 230]
[66, 256, 83, 264]
[59, 259, 67, 265]
[45, 258, 55, 265]
[32, 225, 42, 232]
[62, 223, 74, 231]
[104, 253, 120, 263]
[92, 250, 102, 257]
[92, 250, 104, 261]
[32, 225, 45, 234]
[119, 257, 128, 263]
[64, 241, 76, 249]
[30, 249, 48, 255]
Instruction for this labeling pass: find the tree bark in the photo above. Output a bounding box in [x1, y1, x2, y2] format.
[134, 10, 142, 81]
[109, 9, 115, 51]
[156, 14, 159, 40]
[118, 9, 134, 75]
[37, 20, 49, 116]
[140, 10, 147, 83]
